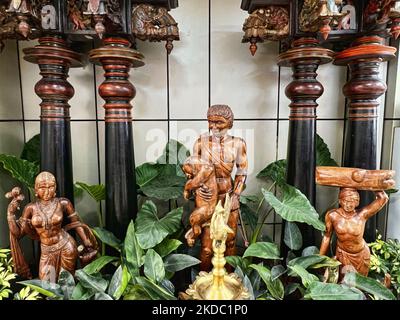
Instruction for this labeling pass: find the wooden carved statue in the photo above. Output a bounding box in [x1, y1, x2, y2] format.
[242, 6, 289, 56]
[317, 166, 395, 278]
[131, 4, 179, 54]
[183, 105, 248, 271]
[182, 155, 218, 249]
[6, 172, 98, 282]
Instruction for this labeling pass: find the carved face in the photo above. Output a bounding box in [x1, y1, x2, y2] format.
[339, 193, 359, 212]
[208, 115, 230, 138]
[36, 181, 56, 201]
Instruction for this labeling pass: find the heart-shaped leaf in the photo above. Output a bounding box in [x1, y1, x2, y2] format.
[257, 159, 287, 185]
[304, 282, 365, 300]
[134, 276, 177, 300]
[83, 256, 119, 275]
[92, 227, 121, 251]
[154, 239, 182, 258]
[108, 265, 131, 300]
[249, 264, 284, 300]
[0, 154, 39, 190]
[75, 182, 105, 202]
[75, 270, 108, 293]
[136, 201, 183, 249]
[316, 134, 338, 166]
[262, 185, 325, 231]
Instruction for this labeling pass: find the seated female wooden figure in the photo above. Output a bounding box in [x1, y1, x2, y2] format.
[6, 172, 98, 282]
[182, 156, 218, 270]
[317, 167, 394, 278]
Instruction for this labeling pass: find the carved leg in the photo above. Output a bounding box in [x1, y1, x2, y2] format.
[200, 226, 212, 271]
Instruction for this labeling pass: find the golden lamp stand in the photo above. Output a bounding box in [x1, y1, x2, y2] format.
[185, 196, 250, 300]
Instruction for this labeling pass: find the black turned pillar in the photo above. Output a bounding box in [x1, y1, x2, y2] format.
[334, 36, 396, 242]
[89, 38, 144, 239]
[278, 38, 333, 252]
[23, 36, 84, 202]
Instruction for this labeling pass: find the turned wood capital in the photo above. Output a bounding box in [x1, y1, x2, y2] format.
[89, 37, 144, 68]
[277, 38, 334, 67]
[23, 36, 84, 68]
[333, 36, 397, 66]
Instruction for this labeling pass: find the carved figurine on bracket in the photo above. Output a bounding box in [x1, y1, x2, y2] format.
[132, 4, 179, 54]
[242, 6, 289, 56]
[299, 0, 347, 40]
[6, 172, 98, 282]
[183, 105, 248, 272]
[316, 166, 395, 278]
[338, 0, 356, 30]
[67, 0, 122, 38]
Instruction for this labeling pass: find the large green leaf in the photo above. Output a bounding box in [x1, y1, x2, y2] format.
[20, 134, 40, 164]
[92, 227, 122, 251]
[262, 185, 325, 231]
[83, 256, 118, 275]
[140, 175, 186, 200]
[163, 254, 201, 273]
[108, 265, 131, 300]
[304, 282, 365, 300]
[243, 242, 281, 260]
[75, 182, 106, 202]
[58, 269, 75, 300]
[124, 221, 143, 277]
[0, 154, 39, 189]
[135, 162, 163, 188]
[226, 256, 251, 274]
[271, 265, 287, 281]
[284, 222, 303, 250]
[249, 264, 284, 300]
[343, 272, 396, 300]
[316, 134, 338, 166]
[302, 246, 320, 256]
[288, 254, 341, 271]
[156, 139, 190, 166]
[287, 265, 319, 288]
[288, 255, 326, 270]
[240, 203, 258, 231]
[123, 285, 151, 300]
[144, 249, 165, 283]
[154, 239, 182, 258]
[71, 283, 95, 300]
[257, 159, 287, 185]
[18, 280, 63, 298]
[134, 276, 177, 300]
[75, 270, 108, 293]
[136, 201, 183, 249]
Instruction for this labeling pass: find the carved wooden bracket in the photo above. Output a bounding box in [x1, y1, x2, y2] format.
[242, 6, 289, 56]
[299, 0, 348, 40]
[66, 0, 125, 39]
[364, 0, 400, 38]
[131, 3, 179, 54]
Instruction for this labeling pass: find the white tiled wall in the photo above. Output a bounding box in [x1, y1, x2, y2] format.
[0, 0, 396, 248]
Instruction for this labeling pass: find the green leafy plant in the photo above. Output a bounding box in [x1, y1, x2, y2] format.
[19, 199, 199, 300]
[0, 249, 41, 300]
[369, 234, 400, 298]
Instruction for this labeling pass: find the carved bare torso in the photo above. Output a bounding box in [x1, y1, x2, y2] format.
[195, 135, 246, 195]
[23, 199, 69, 246]
[329, 209, 366, 253]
